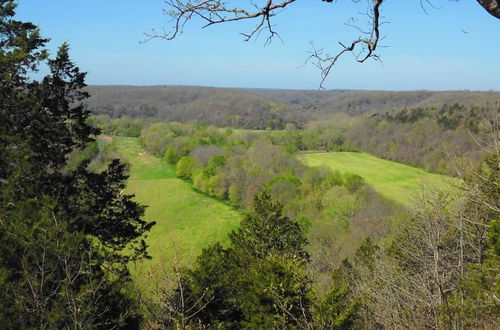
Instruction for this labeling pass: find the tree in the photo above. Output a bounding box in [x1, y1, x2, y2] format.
[230, 190, 310, 260]
[176, 155, 197, 179]
[345, 144, 500, 328]
[161, 191, 313, 328]
[165, 146, 180, 165]
[150, 0, 500, 87]
[0, 1, 154, 326]
[452, 148, 500, 328]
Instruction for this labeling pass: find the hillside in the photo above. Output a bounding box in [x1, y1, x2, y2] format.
[250, 89, 500, 116]
[85, 85, 500, 129]
[86, 86, 298, 129]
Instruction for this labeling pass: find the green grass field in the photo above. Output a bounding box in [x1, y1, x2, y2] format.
[111, 136, 241, 278]
[299, 152, 457, 206]
[112, 136, 454, 278]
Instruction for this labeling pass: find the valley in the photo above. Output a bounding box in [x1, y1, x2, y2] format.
[111, 136, 241, 277]
[4, 1, 499, 327]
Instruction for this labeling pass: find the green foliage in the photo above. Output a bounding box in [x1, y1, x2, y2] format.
[266, 175, 301, 205]
[175, 156, 197, 179]
[488, 219, 500, 256]
[452, 152, 500, 326]
[0, 197, 141, 328]
[0, 3, 153, 327]
[207, 174, 226, 198]
[207, 154, 227, 169]
[228, 183, 242, 205]
[353, 237, 380, 271]
[239, 255, 312, 329]
[343, 173, 365, 192]
[170, 192, 313, 328]
[315, 283, 358, 329]
[183, 243, 243, 327]
[327, 169, 344, 187]
[89, 114, 145, 137]
[230, 191, 309, 261]
[164, 146, 179, 165]
[322, 186, 362, 228]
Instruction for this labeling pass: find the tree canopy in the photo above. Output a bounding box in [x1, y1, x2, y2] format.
[0, 0, 154, 327]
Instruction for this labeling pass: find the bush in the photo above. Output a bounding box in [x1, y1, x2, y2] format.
[228, 184, 242, 206]
[344, 173, 365, 192]
[176, 156, 197, 179]
[165, 146, 179, 165]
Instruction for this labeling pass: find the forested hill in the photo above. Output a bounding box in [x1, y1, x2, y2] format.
[85, 85, 500, 129]
[249, 89, 500, 116]
[85, 85, 296, 129]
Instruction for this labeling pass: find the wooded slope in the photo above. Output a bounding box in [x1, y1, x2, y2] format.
[85, 85, 500, 129]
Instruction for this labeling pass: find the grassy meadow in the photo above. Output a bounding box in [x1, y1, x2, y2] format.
[111, 136, 242, 278]
[111, 135, 456, 278]
[299, 152, 457, 206]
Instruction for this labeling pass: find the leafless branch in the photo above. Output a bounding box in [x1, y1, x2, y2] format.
[144, 0, 297, 45]
[148, 0, 387, 87]
[148, 0, 499, 88]
[305, 0, 385, 88]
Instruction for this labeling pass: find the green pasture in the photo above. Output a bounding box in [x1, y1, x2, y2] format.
[113, 136, 176, 180]
[299, 152, 458, 206]
[112, 136, 241, 277]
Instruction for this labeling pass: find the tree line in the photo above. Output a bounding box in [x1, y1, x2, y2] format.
[93, 102, 497, 176]
[85, 85, 500, 130]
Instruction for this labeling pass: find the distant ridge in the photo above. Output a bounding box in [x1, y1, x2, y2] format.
[85, 85, 500, 129]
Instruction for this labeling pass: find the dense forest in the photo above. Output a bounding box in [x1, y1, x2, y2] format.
[85, 85, 500, 130]
[91, 99, 499, 176]
[1, 1, 499, 329]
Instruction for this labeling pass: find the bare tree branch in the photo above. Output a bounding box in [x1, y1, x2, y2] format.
[149, 0, 386, 87]
[306, 0, 385, 88]
[145, 0, 297, 44]
[148, 0, 499, 87]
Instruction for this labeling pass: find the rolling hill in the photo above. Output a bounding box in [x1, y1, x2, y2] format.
[85, 85, 500, 129]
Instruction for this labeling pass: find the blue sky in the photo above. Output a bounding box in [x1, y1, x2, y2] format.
[15, 0, 500, 90]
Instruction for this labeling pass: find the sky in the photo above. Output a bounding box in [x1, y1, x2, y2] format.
[15, 0, 500, 91]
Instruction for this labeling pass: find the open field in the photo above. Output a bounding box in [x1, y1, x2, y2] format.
[113, 136, 176, 180]
[111, 136, 242, 277]
[113, 136, 455, 275]
[299, 152, 458, 206]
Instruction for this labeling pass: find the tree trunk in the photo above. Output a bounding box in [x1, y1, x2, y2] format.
[476, 0, 500, 19]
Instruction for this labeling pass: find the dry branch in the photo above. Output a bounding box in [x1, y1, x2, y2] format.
[149, 0, 499, 87]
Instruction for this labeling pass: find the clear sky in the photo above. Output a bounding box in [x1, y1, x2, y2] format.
[15, 0, 500, 90]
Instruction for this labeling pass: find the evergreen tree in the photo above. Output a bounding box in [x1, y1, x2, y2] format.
[170, 191, 312, 328]
[0, 1, 154, 327]
[230, 190, 309, 261]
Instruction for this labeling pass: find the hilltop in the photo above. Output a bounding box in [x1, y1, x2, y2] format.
[85, 85, 500, 129]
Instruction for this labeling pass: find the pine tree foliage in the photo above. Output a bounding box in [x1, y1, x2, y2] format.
[158, 191, 314, 328]
[230, 190, 309, 261]
[0, 1, 154, 327]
